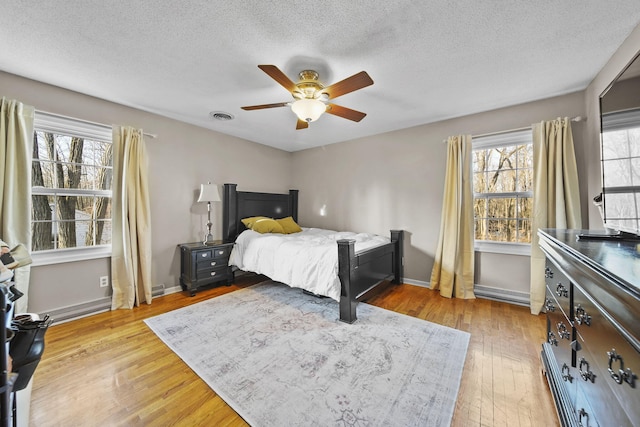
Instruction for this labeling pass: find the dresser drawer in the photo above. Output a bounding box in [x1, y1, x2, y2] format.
[574, 385, 600, 427]
[573, 286, 640, 425]
[545, 261, 572, 318]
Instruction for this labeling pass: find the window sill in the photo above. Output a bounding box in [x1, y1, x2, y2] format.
[32, 246, 112, 266]
[474, 241, 531, 256]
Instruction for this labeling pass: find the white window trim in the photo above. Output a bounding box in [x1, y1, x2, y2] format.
[31, 245, 111, 266]
[473, 129, 533, 249]
[475, 241, 531, 256]
[32, 111, 113, 261]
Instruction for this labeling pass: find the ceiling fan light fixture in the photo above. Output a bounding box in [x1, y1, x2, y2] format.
[291, 98, 326, 122]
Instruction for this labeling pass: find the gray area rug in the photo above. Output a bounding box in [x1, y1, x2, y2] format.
[145, 281, 470, 426]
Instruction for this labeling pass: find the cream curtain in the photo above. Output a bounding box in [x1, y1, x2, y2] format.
[111, 126, 153, 309]
[530, 118, 581, 314]
[0, 98, 34, 313]
[430, 135, 476, 299]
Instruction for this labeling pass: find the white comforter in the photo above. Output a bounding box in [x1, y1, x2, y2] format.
[229, 228, 390, 301]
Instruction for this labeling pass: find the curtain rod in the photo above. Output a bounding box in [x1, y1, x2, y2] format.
[442, 115, 586, 143]
[35, 109, 158, 139]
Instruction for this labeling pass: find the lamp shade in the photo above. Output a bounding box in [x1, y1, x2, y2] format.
[197, 183, 221, 203]
[291, 99, 326, 122]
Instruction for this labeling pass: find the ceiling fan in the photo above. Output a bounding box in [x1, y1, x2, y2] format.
[241, 65, 374, 130]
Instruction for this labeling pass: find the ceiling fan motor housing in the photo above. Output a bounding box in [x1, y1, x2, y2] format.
[293, 70, 324, 100]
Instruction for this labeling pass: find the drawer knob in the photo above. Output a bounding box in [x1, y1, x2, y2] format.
[544, 298, 556, 312]
[200, 253, 209, 258]
[607, 349, 637, 388]
[574, 304, 591, 326]
[210, 261, 217, 267]
[557, 322, 571, 340]
[555, 283, 568, 298]
[217, 250, 225, 255]
[579, 357, 595, 383]
[210, 271, 216, 277]
[577, 408, 589, 427]
[561, 363, 573, 383]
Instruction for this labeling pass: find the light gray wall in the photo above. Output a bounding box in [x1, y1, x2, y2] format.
[292, 91, 586, 296]
[0, 71, 292, 315]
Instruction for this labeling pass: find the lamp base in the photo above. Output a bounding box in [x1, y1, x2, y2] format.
[203, 233, 216, 245]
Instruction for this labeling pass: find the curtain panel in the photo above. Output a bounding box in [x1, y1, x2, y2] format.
[530, 118, 581, 314]
[430, 135, 476, 299]
[0, 97, 34, 312]
[111, 126, 153, 309]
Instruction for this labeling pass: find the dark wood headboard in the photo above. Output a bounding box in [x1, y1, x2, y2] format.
[222, 183, 299, 243]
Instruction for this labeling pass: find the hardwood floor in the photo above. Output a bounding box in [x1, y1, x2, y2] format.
[29, 276, 559, 426]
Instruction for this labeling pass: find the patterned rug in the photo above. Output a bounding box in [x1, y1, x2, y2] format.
[145, 281, 470, 426]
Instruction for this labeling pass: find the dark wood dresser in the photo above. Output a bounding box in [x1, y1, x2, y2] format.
[179, 241, 234, 296]
[539, 229, 639, 427]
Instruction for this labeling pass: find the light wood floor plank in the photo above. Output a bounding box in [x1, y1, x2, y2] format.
[28, 277, 559, 426]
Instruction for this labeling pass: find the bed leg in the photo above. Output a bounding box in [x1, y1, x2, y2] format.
[391, 230, 404, 284]
[338, 239, 357, 324]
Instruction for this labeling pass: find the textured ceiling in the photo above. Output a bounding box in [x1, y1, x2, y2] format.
[1, 1, 640, 152]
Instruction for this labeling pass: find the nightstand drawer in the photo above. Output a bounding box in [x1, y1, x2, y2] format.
[196, 265, 230, 281]
[196, 257, 225, 270]
[212, 246, 231, 259]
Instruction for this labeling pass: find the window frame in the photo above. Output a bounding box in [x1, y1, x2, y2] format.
[31, 112, 113, 266]
[472, 129, 533, 256]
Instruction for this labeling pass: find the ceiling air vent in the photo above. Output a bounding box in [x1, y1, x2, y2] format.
[209, 111, 234, 121]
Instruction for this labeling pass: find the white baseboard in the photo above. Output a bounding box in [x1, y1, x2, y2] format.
[403, 278, 430, 288]
[473, 284, 530, 306]
[44, 283, 168, 324]
[402, 278, 529, 307]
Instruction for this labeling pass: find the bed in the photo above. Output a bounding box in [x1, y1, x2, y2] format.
[222, 183, 404, 323]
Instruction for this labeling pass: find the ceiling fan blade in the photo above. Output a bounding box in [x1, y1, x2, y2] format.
[322, 71, 373, 100]
[296, 119, 309, 130]
[258, 65, 297, 93]
[325, 103, 367, 122]
[241, 102, 289, 111]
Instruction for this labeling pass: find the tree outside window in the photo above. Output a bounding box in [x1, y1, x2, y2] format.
[31, 117, 112, 252]
[473, 133, 533, 244]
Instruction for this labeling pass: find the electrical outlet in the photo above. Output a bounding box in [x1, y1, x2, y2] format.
[99, 276, 109, 288]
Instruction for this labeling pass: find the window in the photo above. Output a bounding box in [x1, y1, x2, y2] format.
[472, 130, 533, 252]
[601, 109, 640, 234]
[31, 112, 113, 262]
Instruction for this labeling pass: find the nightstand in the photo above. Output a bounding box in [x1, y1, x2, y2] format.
[178, 241, 234, 296]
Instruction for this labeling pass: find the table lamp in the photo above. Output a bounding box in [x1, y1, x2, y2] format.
[197, 182, 221, 245]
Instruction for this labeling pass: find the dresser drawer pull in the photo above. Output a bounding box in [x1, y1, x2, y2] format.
[555, 283, 568, 298]
[210, 271, 216, 277]
[607, 349, 637, 388]
[574, 304, 591, 326]
[579, 358, 595, 382]
[210, 261, 217, 267]
[561, 363, 573, 383]
[557, 322, 570, 340]
[548, 331, 558, 346]
[200, 252, 210, 258]
[544, 267, 554, 279]
[217, 250, 225, 256]
[577, 408, 589, 427]
[544, 298, 556, 312]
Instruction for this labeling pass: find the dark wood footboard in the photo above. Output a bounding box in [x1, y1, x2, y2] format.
[337, 230, 404, 323]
